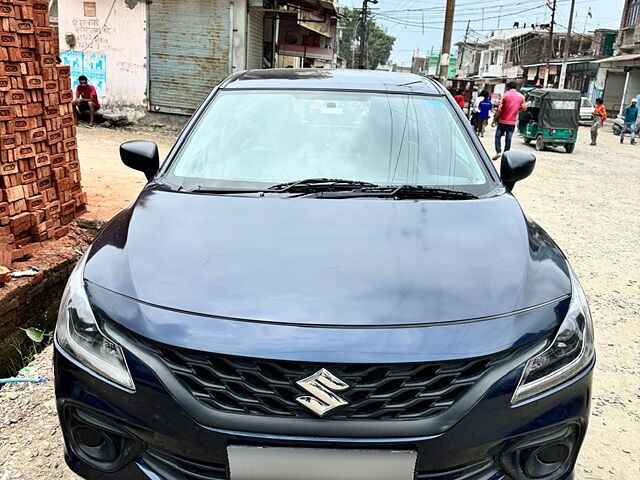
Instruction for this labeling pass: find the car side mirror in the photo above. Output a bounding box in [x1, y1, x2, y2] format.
[120, 140, 159, 181]
[500, 151, 536, 191]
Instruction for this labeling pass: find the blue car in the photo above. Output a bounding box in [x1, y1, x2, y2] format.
[54, 70, 594, 480]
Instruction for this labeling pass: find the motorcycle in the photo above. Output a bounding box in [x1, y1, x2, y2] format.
[612, 115, 640, 136]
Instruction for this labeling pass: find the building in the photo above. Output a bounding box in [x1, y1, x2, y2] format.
[56, 0, 337, 118]
[411, 50, 457, 79]
[520, 30, 619, 97]
[593, 0, 640, 114]
[455, 41, 482, 78]
[392, 64, 412, 74]
[465, 28, 551, 95]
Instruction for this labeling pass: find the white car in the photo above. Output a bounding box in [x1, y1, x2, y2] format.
[580, 97, 594, 124]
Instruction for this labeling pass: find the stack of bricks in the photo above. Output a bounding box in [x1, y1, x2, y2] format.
[0, 0, 86, 268]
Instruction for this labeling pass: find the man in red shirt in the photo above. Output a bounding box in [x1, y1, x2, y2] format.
[491, 82, 526, 160]
[73, 75, 100, 127]
[453, 89, 465, 109]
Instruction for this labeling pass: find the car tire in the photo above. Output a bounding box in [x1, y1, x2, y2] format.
[564, 143, 575, 153]
[612, 125, 622, 136]
[535, 136, 545, 151]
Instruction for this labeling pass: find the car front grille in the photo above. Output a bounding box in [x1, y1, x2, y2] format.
[137, 336, 515, 421]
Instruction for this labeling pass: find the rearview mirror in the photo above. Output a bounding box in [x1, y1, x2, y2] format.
[500, 151, 536, 191]
[120, 140, 159, 181]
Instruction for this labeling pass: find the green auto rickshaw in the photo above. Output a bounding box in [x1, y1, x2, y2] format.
[518, 89, 581, 153]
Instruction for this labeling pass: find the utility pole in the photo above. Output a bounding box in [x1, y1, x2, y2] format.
[358, 0, 378, 69]
[558, 0, 576, 89]
[438, 0, 456, 84]
[358, 0, 368, 69]
[497, 6, 502, 29]
[544, 0, 557, 87]
[429, 45, 434, 75]
[459, 20, 470, 74]
[577, 11, 589, 53]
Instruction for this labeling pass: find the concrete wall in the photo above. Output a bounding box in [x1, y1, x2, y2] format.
[58, 0, 148, 116]
[479, 49, 504, 78]
[232, 0, 248, 73]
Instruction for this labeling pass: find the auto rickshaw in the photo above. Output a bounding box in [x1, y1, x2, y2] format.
[518, 88, 581, 153]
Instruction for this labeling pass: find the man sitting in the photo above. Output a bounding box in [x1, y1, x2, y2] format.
[72, 75, 100, 127]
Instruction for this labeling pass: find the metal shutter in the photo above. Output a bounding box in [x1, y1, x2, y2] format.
[246, 10, 264, 70]
[603, 71, 626, 114]
[149, 0, 230, 115]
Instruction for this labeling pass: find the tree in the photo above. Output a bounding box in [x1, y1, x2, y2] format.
[338, 8, 395, 69]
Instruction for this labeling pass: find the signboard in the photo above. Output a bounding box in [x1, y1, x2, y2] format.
[299, 13, 332, 38]
[83, 2, 97, 17]
[60, 51, 107, 98]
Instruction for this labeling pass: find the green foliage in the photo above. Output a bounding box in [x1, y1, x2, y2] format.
[338, 8, 395, 69]
[23, 327, 46, 343]
[6, 325, 53, 376]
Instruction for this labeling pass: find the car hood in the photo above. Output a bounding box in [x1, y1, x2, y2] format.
[85, 188, 570, 327]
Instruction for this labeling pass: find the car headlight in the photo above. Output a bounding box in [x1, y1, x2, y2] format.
[56, 253, 135, 390]
[512, 268, 594, 403]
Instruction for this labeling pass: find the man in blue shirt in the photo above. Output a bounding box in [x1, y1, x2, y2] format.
[476, 93, 493, 138]
[620, 98, 638, 145]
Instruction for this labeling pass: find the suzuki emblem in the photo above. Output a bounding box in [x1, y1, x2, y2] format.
[295, 368, 350, 417]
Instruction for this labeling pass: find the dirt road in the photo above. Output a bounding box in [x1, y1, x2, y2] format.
[481, 125, 640, 479]
[0, 123, 638, 479]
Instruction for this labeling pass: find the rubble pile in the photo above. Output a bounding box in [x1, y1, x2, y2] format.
[0, 0, 86, 273]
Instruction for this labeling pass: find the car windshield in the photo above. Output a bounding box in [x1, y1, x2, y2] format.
[165, 90, 494, 195]
[581, 98, 592, 108]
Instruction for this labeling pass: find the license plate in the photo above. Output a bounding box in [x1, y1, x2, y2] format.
[227, 446, 417, 480]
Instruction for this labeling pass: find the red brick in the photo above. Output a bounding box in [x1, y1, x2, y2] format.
[0, 76, 10, 91]
[25, 195, 43, 211]
[59, 89, 73, 103]
[0, 162, 18, 175]
[3, 185, 24, 202]
[6, 89, 27, 105]
[0, 32, 18, 48]
[47, 130, 63, 145]
[53, 225, 69, 239]
[17, 170, 36, 184]
[14, 143, 35, 159]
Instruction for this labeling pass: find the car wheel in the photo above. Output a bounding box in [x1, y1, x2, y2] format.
[564, 143, 575, 153]
[535, 136, 545, 151]
[612, 125, 621, 136]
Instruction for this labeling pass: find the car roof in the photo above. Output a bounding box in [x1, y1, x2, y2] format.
[221, 69, 445, 95]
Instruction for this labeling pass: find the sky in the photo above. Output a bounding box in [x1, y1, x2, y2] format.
[337, 0, 626, 65]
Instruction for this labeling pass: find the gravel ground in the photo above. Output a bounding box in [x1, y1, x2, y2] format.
[0, 123, 638, 479]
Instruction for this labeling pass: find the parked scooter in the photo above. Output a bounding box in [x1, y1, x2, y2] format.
[612, 115, 640, 136]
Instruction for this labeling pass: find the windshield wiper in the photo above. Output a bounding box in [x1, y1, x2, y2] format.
[186, 186, 267, 194]
[181, 178, 378, 195]
[312, 185, 478, 200]
[268, 178, 378, 193]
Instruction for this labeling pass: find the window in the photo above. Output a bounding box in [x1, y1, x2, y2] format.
[624, 0, 640, 28]
[167, 91, 491, 194]
[551, 100, 578, 109]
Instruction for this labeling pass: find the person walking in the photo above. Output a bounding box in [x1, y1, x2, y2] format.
[590, 98, 607, 146]
[491, 82, 526, 160]
[476, 91, 492, 137]
[620, 98, 638, 145]
[453, 89, 465, 109]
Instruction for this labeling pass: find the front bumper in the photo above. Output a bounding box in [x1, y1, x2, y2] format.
[54, 335, 593, 480]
